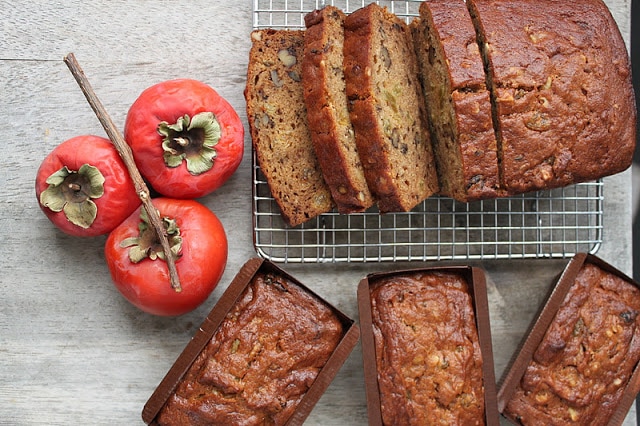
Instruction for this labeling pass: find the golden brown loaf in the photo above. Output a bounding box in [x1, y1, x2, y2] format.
[412, 0, 502, 202]
[370, 271, 485, 425]
[155, 271, 344, 425]
[303, 6, 375, 214]
[343, 3, 439, 213]
[244, 0, 636, 224]
[245, 29, 334, 227]
[467, 0, 636, 195]
[504, 263, 640, 425]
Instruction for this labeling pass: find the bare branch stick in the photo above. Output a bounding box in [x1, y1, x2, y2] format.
[63, 52, 182, 292]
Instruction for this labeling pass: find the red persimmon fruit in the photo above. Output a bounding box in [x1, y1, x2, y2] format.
[124, 79, 244, 199]
[104, 198, 228, 316]
[35, 135, 141, 237]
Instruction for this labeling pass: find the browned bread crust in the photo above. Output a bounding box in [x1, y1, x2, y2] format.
[245, 29, 334, 226]
[413, 0, 502, 202]
[245, 0, 636, 222]
[156, 271, 344, 425]
[303, 6, 375, 214]
[504, 263, 640, 424]
[370, 271, 485, 425]
[344, 3, 439, 213]
[467, 0, 636, 194]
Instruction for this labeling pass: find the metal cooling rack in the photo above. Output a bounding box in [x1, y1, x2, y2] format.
[252, 0, 424, 28]
[251, 0, 604, 263]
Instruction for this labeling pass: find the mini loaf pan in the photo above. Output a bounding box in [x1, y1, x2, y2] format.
[142, 257, 360, 425]
[357, 265, 499, 425]
[498, 253, 640, 426]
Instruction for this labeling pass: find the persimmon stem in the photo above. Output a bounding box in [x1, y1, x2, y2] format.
[63, 52, 182, 293]
[174, 137, 190, 147]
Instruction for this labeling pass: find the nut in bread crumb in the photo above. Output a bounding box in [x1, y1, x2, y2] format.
[288, 71, 301, 82]
[380, 46, 392, 68]
[568, 407, 579, 422]
[251, 31, 262, 42]
[525, 111, 551, 132]
[271, 70, 283, 87]
[535, 391, 550, 403]
[278, 49, 297, 67]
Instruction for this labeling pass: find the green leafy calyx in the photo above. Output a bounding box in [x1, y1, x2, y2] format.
[158, 112, 221, 175]
[119, 207, 183, 263]
[39, 164, 105, 229]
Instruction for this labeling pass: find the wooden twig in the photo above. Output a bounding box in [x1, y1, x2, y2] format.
[63, 53, 182, 292]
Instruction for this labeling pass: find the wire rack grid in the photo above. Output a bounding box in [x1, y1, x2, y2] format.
[253, 0, 424, 28]
[250, 0, 604, 263]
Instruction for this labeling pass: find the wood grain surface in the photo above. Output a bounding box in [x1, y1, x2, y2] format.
[1, 1, 635, 424]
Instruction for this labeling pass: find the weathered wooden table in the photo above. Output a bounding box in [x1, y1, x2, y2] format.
[1, 1, 636, 424]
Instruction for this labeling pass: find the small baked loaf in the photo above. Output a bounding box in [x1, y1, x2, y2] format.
[245, 29, 334, 227]
[412, 0, 501, 202]
[303, 6, 375, 214]
[504, 262, 640, 425]
[370, 271, 485, 425]
[467, 0, 636, 195]
[344, 3, 439, 213]
[155, 270, 344, 425]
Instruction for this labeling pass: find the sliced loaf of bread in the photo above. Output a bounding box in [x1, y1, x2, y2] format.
[412, 0, 502, 202]
[303, 6, 375, 214]
[245, 29, 334, 227]
[467, 0, 636, 194]
[344, 3, 439, 213]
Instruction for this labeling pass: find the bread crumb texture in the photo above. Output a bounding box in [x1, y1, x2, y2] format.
[246, 29, 334, 226]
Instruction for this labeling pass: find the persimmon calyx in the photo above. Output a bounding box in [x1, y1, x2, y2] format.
[39, 164, 105, 229]
[120, 207, 183, 264]
[158, 112, 221, 175]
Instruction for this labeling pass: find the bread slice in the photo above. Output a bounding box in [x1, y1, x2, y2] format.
[344, 3, 439, 213]
[302, 6, 375, 214]
[467, 0, 636, 194]
[412, 0, 502, 202]
[245, 29, 334, 227]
